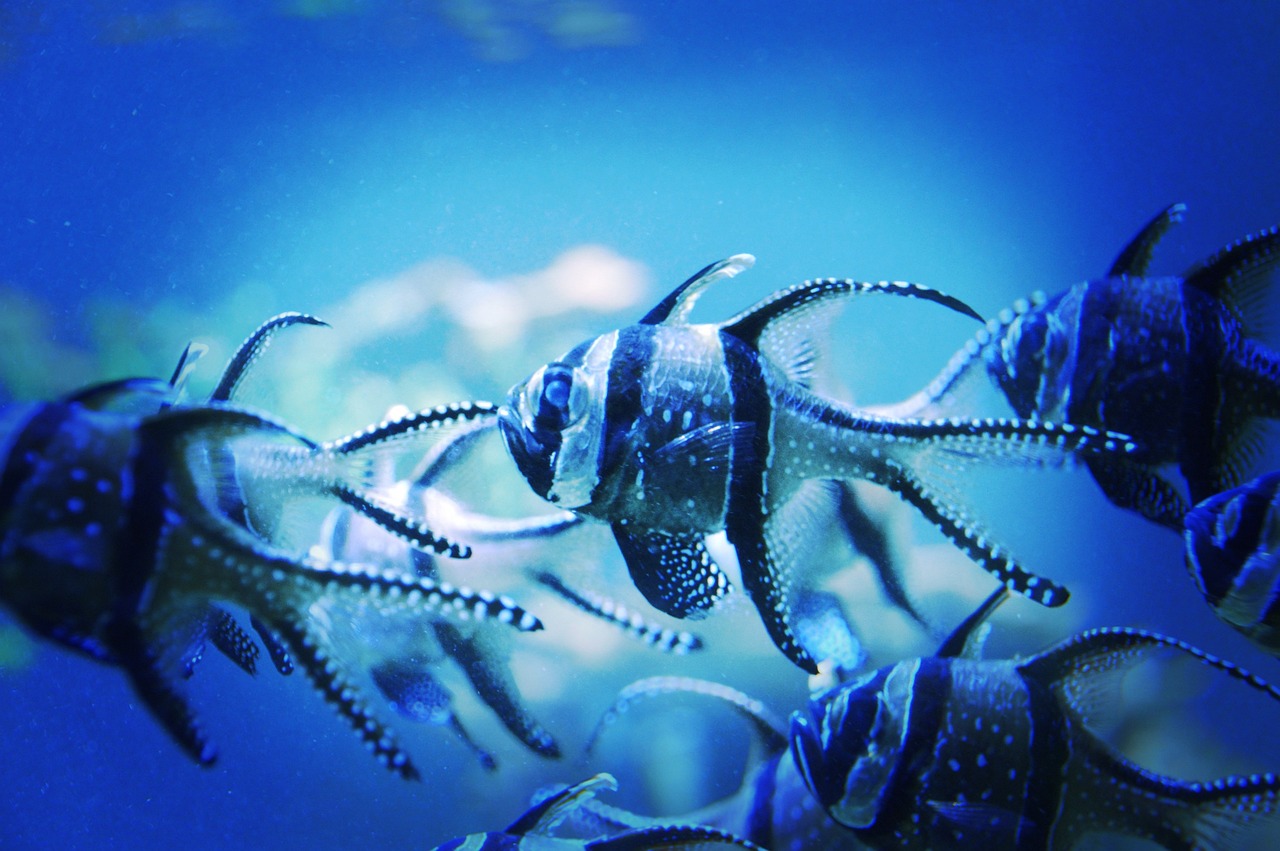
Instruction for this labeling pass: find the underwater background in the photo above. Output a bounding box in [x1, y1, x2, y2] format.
[2, 2, 1279, 848]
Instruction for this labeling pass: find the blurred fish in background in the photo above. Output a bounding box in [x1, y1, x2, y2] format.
[3, 2, 1280, 850]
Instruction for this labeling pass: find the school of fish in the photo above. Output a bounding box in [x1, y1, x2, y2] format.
[4, 205, 1280, 849]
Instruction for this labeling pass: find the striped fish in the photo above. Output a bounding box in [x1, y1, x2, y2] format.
[1186, 470, 1280, 655]
[429, 773, 763, 851]
[890, 205, 1280, 529]
[582, 593, 1010, 851]
[498, 255, 1142, 672]
[0, 314, 541, 779]
[790, 626, 1280, 849]
[318, 413, 705, 765]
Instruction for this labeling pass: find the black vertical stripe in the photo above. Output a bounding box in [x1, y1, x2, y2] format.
[721, 336, 819, 669]
[1019, 672, 1070, 850]
[860, 658, 952, 844]
[111, 419, 172, 622]
[591, 326, 652, 506]
[723, 338, 770, 528]
[1178, 285, 1228, 505]
[744, 754, 779, 847]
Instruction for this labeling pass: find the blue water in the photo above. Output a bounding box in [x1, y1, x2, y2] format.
[2, 2, 1279, 848]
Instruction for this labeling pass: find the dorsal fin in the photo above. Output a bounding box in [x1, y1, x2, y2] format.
[167, 342, 209, 400]
[1182, 224, 1280, 339]
[211, 312, 329, 402]
[721, 278, 981, 387]
[936, 587, 1009, 659]
[1107, 202, 1187, 278]
[505, 772, 618, 835]
[1017, 627, 1280, 735]
[639, 254, 755, 326]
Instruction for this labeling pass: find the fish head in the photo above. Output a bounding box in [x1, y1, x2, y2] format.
[986, 295, 1073, 419]
[1185, 472, 1280, 634]
[499, 335, 612, 511]
[789, 660, 915, 831]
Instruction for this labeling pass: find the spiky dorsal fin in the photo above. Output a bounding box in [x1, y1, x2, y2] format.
[935, 587, 1009, 659]
[210, 312, 329, 403]
[1107, 202, 1187, 278]
[1182, 223, 1280, 340]
[506, 772, 619, 835]
[640, 254, 756, 326]
[720, 278, 981, 387]
[166, 342, 209, 402]
[1018, 627, 1280, 735]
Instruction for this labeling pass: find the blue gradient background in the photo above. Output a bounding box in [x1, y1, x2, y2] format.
[2, 3, 1279, 848]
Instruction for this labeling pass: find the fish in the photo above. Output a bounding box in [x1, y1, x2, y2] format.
[582, 593, 1010, 851]
[1185, 470, 1280, 655]
[317, 412, 705, 765]
[789, 622, 1280, 849]
[0, 314, 543, 779]
[498, 254, 1143, 671]
[428, 772, 765, 851]
[890, 204, 1280, 529]
[316, 416, 564, 763]
[370, 657, 498, 771]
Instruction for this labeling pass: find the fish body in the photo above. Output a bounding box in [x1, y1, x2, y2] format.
[1185, 470, 1280, 654]
[790, 628, 1280, 850]
[901, 205, 1280, 529]
[0, 315, 540, 778]
[500, 255, 1141, 671]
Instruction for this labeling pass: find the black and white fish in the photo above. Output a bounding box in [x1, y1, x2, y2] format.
[0, 314, 541, 779]
[790, 622, 1280, 849]
[371, 657, 498, 771]
[891, 205, 1280, 529]
[498, 254, 1142, 671]
[1185, 470, 1280, 655]
[317, 412, 706, 765]
[582, 594, 1011, 851]
[428, 772, 764, 851]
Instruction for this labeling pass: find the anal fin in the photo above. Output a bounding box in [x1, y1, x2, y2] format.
[1086, 455, 1189, 530]
[612, 526, 731, 620]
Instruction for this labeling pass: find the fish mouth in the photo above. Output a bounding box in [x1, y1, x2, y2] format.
[496, 405, 555, 501]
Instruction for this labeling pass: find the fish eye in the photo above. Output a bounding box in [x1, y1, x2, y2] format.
[528, 363, 586, 431]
